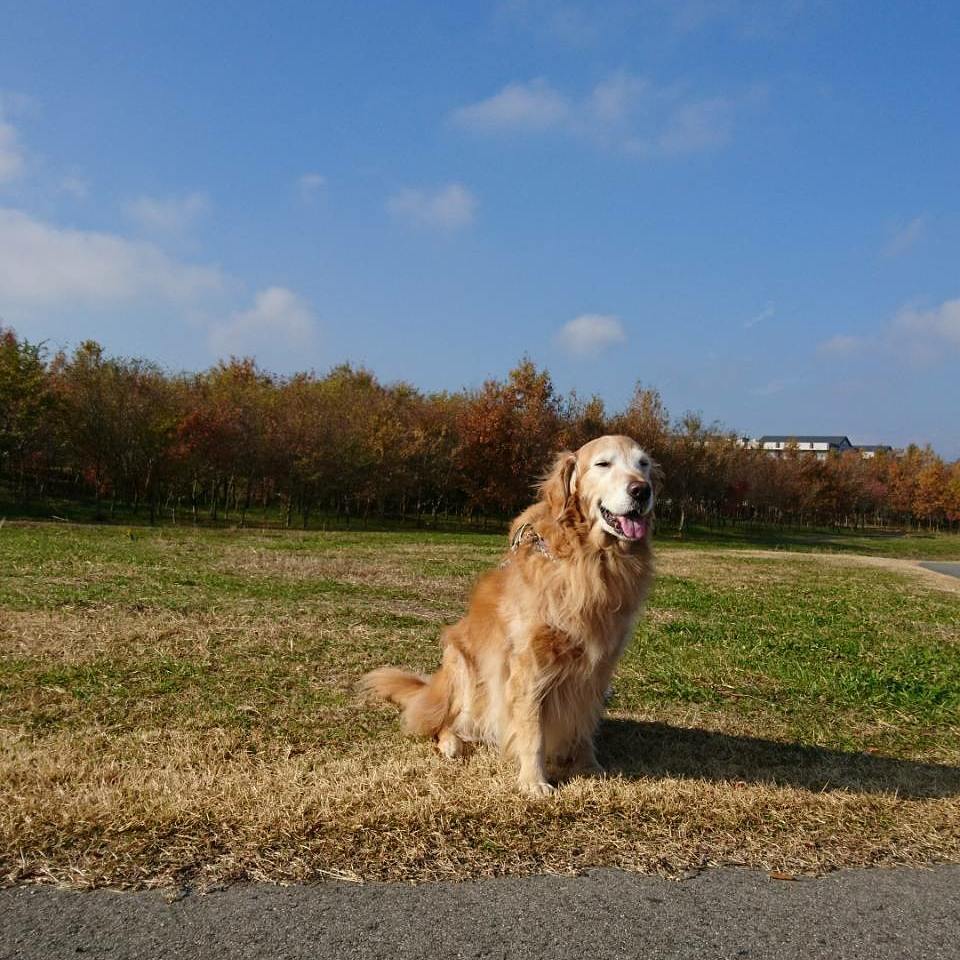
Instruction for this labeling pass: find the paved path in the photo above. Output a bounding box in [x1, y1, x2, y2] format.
[3, 866, 959, 960]
[919, 561, 960, 580]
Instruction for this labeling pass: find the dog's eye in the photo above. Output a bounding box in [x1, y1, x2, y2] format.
[638, 459, 650, 469]
[594, 460, 611, 468]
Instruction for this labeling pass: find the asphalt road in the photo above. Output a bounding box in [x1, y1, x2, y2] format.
[3, 866, 959, 960]
[919, 561, 960, 580]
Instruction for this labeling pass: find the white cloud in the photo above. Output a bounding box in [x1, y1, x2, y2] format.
[125, 191, 210, 234]
[670, 0, 809, 37]
[59, 175, 90, 200]
[495, 1, 603, 45]
[645, 97, 733, 155]
[0, 206, 225, 306]
[749, 377, 795, 397]
[817, 334, 862, 357]
[498, 0, 808, 42]
[452, 73, 736, 156]
[587, 73, 650, 126]
[208, 286, 317, 362]
[883, 215, 926, 258]
[670, 0, 734, 31]
[0, 115, 25, 184]
[891, 298, 960, 362]
[744, 301, 775, 329]
[817, 297, 960, 367]
[556, 313, 626, 355]
[0, 110, 315, 370]
[298, 172, 326, 201]
[451, 79, 570, 133]
[387, 183, 477, 230]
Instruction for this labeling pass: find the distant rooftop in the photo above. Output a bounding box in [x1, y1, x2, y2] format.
[757, 435, 852, 446]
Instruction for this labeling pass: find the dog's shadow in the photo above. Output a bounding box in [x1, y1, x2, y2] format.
[595, 718, 960, 800]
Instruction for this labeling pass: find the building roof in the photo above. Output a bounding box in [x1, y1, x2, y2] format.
[757, 435, 852, 446]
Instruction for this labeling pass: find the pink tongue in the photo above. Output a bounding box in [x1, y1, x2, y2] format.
[618, 515, 647, 540]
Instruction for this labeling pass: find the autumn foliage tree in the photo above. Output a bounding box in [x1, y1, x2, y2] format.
[455, 360, 562, 515]
[0, 326, 957, 533]
[51, 342, 180, 520]
[0, 328, 56, 496]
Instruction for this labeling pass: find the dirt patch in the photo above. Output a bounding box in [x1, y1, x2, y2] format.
[216, 546, 476, 603]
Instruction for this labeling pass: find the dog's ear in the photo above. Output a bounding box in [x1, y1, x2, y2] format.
[540, 451, 577, 519]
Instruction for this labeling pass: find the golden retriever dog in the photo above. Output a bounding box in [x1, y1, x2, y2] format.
[363, 435, 655, 795]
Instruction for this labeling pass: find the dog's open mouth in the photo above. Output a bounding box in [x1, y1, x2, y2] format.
[599, 505, 648, 540]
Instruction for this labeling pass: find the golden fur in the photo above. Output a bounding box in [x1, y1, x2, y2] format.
[363, 435, 655, 795]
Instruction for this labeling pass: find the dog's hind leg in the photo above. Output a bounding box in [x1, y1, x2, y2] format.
[567, 737, 604, 776]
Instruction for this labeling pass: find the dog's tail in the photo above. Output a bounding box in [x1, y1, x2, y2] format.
[361, 666, 450, 737]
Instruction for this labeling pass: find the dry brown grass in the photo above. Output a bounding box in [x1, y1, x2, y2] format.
[1, 525, 958, 889]
[3, 719, 958, 890]
[214, 542, 487, 608]
[0, 607, 420, 662]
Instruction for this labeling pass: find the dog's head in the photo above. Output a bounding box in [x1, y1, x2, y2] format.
[542, 435, 656, 545]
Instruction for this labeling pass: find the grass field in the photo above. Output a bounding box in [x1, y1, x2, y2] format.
[667, 523, 960, 559]
[7, 486, 960, 560]
[1, 521, 959, 888]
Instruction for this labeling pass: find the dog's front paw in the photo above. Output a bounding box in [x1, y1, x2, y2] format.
[519, 778, 556, 797]
[437, 729, 465, 759]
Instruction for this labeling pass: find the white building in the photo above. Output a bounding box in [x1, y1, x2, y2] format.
[756, 435, 853, 460]
[856, 444, 894, 459]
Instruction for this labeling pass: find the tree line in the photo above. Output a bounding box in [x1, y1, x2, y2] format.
[2, 326, 959, 532]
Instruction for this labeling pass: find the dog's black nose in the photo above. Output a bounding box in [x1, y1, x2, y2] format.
[628, 481, 650, 503]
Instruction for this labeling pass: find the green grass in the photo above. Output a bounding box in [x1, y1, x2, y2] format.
[618, 566, 959, 756]
[1, 520, 959, 886]
[2, 521, 957, 757]
[659, 522, 960, 559]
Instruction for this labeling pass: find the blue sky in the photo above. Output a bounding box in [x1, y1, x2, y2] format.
[1, 1, 958, 454]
